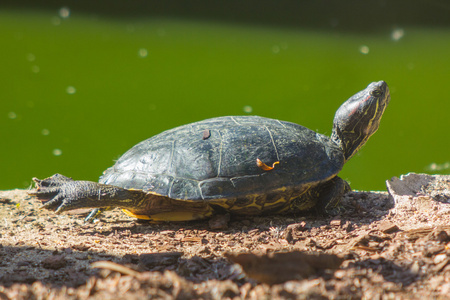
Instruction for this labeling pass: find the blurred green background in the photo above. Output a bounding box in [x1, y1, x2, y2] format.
[1, 1, 449, 191]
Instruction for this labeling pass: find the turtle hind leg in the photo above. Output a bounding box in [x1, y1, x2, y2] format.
[313, 176, 351, 215]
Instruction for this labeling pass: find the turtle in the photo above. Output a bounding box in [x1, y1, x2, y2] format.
[30, 81, 390, 222]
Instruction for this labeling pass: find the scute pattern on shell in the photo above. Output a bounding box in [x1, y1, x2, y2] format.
[100, 116, 344, 201]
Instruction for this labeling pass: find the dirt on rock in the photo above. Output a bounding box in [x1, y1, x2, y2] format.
[0, 173, 449, 299]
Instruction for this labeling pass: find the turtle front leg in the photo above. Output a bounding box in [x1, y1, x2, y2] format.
[29, 174, 141, 216]
[314, 176, 351, 215]
[289, 176, 350, 215]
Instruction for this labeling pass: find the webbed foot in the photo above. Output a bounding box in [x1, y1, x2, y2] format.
[29, 174, 121, 215]
[30, 174, 136, 220]
[29, 174, 77, 213]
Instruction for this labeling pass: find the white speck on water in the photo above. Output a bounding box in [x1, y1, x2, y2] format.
[243, 105, 253, 113]
[272, 45, 280, 54]
[31, 65, 40, 73]
[138, 48, 148, 58]
[59, 7, 70, 19]
[8, 112, 17, 119]
[26, 53, 36, 62]
[53, 149, 62, 156]
[359, 45, 370, 55]
[66, 86, 76, 94]
[427, 161, 450, 171]
[41, 129, 50, 136]
[391, 28, 405, 41]
[51, 17, 61, 26]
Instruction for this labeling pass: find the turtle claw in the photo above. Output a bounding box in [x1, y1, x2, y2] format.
[40, 194, 66, 211]
[29, 185, 60, 202]
[29, 174, 78, 212]
[32, 174, 74, 188]
[30, 174, 71, 202]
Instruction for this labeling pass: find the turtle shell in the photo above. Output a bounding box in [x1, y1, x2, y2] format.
[99, 116, 344, 201]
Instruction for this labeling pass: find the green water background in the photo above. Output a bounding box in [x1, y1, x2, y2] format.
[1, 4, 450, 191]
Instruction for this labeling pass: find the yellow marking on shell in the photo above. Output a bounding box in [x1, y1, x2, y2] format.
[229, 201, 263, 211]
[122, 209, 213, 221]
[122, 209, 151, 220]
[263, 198, 287, 207]
[209, 187, 299, 213]
[256, 158, 280, 171]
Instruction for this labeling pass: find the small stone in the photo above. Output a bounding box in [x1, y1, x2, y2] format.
[42, 255, 67, 270]
[410, 260, 420, 274]
[334, 270, 346, 279]
[436, 230, 450, 243]
[434, 253, 448, 264]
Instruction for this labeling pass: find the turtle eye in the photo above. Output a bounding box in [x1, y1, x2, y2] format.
[370, 89, 383, 97]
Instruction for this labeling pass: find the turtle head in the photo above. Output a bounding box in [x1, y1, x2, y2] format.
[331, 81, 390, 162]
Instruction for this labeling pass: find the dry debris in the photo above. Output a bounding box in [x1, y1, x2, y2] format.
[0, 173, 449, 299]
[226, 251, 344, 284]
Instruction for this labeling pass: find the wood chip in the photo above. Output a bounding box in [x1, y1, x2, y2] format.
[91, 261, 140, 277]
[330, 219, 341, 227]
[202, 129, 211, 140]
[378, 221, 400, 234]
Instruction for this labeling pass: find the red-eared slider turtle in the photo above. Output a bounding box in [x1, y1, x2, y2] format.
[30, 81, 390, 222]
